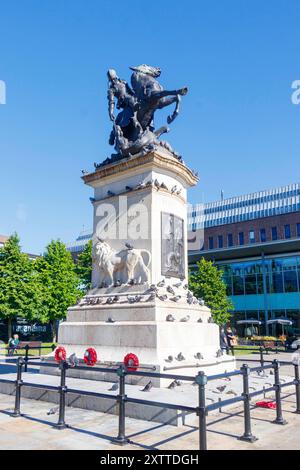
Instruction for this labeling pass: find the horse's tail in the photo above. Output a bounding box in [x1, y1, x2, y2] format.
[140, 250, 151, 268]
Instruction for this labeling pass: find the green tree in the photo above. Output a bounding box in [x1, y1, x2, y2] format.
[0, 234, 44, 339]
[36, 240, 81, 342]
[75, 240, 92, 292]
[189, 258, 233, 325]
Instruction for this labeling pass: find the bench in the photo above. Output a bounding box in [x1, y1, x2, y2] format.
[17, 341, 42, 355]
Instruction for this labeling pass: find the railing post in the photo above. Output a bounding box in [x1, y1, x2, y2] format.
[293, 362, 300, 414]
[55, 360, 68, 429]
[238, 364, 257, 442]
[24, 345, 29, 373]
[259, 346, 264, 369]
[11, 357, 24, 418]
[272, 360, 287, 425]
[114, 364, 128, 445]
[196, 371, 208, 450]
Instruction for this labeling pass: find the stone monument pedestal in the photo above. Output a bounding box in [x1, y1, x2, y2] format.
[56, 149, 235, 385]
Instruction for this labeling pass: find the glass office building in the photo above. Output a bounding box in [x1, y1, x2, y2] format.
[188, 183, 300, 337]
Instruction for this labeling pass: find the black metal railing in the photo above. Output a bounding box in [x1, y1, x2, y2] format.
[0, 356, 299, 450]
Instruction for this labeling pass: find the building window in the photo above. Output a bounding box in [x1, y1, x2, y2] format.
[218, 235, 223, 249]
[249, 230, 255, 244]
[227, 233, 233, 247]
[297, 223, 300, 238]
[271, 227, 278, 241]
[284, 224, 291, 239]
[239, 232, 244, 246]
[260, 228, 266, 243]
[209, 237, 214, 250]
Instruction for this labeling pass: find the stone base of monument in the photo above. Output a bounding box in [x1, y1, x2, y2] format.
[46, 284, 236, 387]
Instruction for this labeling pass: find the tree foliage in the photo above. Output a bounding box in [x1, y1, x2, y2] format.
[35, 240, 81, 341]
[0, 234, 45, 338]
[75, 240, 92, 293]
[189, 258, 233, 325]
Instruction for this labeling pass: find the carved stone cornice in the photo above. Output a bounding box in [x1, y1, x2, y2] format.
[82, 150, 199, 188]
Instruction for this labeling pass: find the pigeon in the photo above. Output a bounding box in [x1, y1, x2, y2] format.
[107, 190, 115, 196]
[81, 169, 89, 175]
[194, 352, 204, 360]
[180, 315, 190, 322]
[112, 296, 119, 303]
[160, 182, 168, 190]
[167, 286, 176, 295]
[256, 370, 265, 377]
[125, 242, 134, 250]
[187, 297, 193, 305]
[47, 406, 59, 415]
[134, 295, 142, 302]
[176, 189, 182, 196]
[171, 185, 177, 194]
[149, 284, 157, 291]
[157, 279, 166, 287]
[136, 182, 146, 190]
[106, 297, 114, 305]
[125, 185, 133, 191]
[68, 353, 80, 368]
[106, 317, 116, 323]
[114, 280, 122, 287]
[222, 376, 231, 382]
[173, 282, 182, 288]
[165, 355, 173, 363]
[159, 294, 168, 301]
[166, 314, 175, 322]
[154, 179, 160, 190]
[226, 390, 237, 396]
[147, 293, 156, 302]
[175, 352, 185, 361]
[171, 296, 181, 303]
[216, 349, 223, 358]
[199, 299, 205, 306]
[141, 381, 153, 392]
[108, 382, 119, 391]
[197, 318, 203, 323]
[183, 284, 188, 290]
[89, 197, 96, 203]
[127, 296, 136, 304]
[216, 385, 227, 393]
[208, 317, 214, 323]
[269, 370, 274, 375]
[168, 380, 177, 389]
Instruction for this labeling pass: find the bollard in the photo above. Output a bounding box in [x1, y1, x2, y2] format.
[55, 360, 68, 429]
[11, 357, 24, 418]
[294, 363, 300, 414]
[272, 360, 287, 425]
[114, 364, 129, 445]
[24, 345, 29, 373]
[196, 371, 208, 450]
[259, 347, 264, 369]
[238, 364, 257, 442]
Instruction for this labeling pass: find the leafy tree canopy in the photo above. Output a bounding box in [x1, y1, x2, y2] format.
[189, 258, 233, 325]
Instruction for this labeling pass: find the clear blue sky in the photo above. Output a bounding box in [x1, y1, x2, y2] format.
[1, 0, 300, 254]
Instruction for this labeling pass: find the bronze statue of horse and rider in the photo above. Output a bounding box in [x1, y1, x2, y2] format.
[102, 65, 188, 164]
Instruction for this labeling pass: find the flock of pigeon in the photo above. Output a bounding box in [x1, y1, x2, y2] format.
[86, 179, 183, 205]
[78, 278, 207, 310]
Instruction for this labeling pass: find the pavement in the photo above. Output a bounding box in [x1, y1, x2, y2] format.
[0, 350, 299, 450]
[0, 391, 299, 450]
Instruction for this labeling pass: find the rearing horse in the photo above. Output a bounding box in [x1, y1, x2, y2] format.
[130, 65, 188, 131]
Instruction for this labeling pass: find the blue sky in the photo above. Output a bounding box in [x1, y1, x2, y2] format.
[0, 0, 300, 254]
